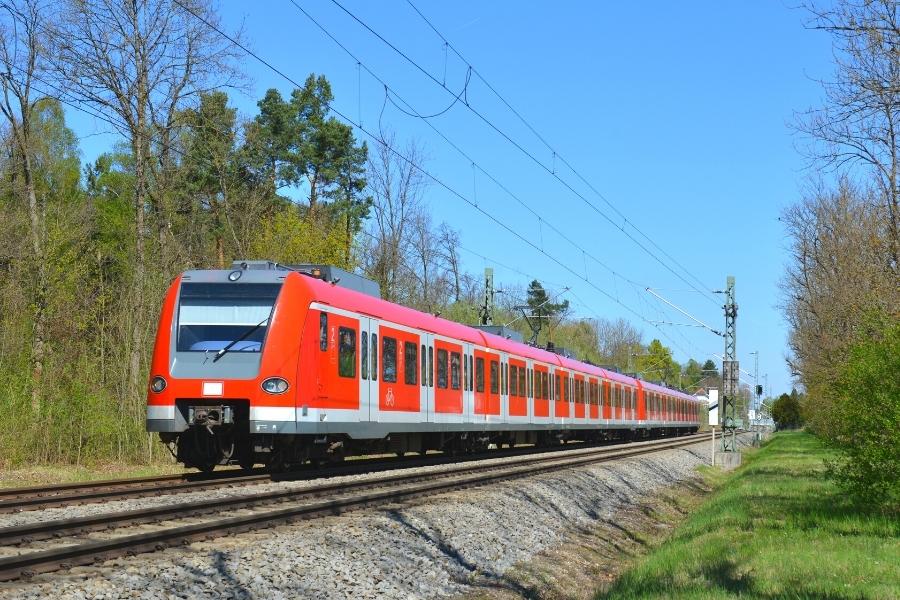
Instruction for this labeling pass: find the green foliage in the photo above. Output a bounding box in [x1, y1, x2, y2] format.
[525, 279, 569, 343]
[825, 318, 900, 510]
[636, 339, 680, 386]
[597, 432, 900, 599]
[249, 208, 352, 268]
[771, 389, 804, 430]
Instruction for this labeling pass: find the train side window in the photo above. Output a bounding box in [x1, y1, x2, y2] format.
[382, 336, 397, 383]
[490, 360, 499, 394]
[501, 363, 506, 395]
[428, 346, 433, 387]
[451, 351, 461, 390]
[542, 371, 549, 400]
[510, 365, 518, 396]
[475, 357, 485, 393]
[437, 349, 449, 389]
[338, 327, 356, 378]
[463, 354, 469, 391]
[319, 313, 328, 351]
[518, 368, 526, 398]
[371, 333, 377, 381]
[420, 344, 426, 387]
[361, 330, 368, 380]
[404, 342, 418, 386]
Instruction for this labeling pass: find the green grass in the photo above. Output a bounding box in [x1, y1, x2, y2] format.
[596, 432, 900, 600]
[0, 462, 190, 489]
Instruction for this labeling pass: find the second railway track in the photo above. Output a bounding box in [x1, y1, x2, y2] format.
[0, 433, 715, 583]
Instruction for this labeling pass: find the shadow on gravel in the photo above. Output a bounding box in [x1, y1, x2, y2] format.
[383, 508, 543, 599]
[180, 551, 253, 600]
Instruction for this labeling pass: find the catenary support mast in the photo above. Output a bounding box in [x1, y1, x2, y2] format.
[721, 276, 738, 451]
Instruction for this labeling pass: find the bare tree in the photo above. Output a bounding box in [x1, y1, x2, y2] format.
[797, 0, 900, 268]
[48, 0, 241, 399]
[0, 0, 49, 411]
[780, 179, 897, 427]
[437, 222, 462, 303]
[406, 208, 452, 311]
[596, 317, 644, 370]
[363, 132, 427, 302]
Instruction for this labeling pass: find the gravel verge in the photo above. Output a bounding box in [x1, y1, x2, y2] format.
[0, 435, 750, 599]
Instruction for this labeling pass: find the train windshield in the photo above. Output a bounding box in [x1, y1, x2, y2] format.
[176, 282, 282, 353]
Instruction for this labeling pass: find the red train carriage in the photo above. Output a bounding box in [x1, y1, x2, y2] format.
[146, 262, 701, 471]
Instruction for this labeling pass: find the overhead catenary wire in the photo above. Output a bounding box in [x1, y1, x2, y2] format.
[403, 0, 720, 304]
[323, 0, 721, 307]
[6, 69, 572, 311]
[23, 3, 716, 373]
[171, 0, 678, 338]
[284, 0, 647, 291]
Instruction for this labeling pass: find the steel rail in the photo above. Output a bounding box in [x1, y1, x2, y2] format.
[0, 435, 692, 513]
[0, 433, 715, 582]
[0, 433, 707, 545]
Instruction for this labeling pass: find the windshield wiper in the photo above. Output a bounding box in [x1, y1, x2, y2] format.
[212, 318, 269, 363]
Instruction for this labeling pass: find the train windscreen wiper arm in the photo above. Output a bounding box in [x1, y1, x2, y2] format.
[212, 318, 269, 363]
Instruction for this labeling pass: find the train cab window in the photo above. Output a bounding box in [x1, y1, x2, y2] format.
[518, 368, 526, 398]
[474, 357, 485, 392]
[428, 346, 433, 387]
[371, 333, 377, 381]
[436, 349, 449, 388]
[404, 342, 418, 386]
[382, 337, 397, 383]
[490, 360, 499, 394]
[510, 365, 518, 396]
[451, 352, 461, 390]
[319, 313, 328, 351]
[338, 327, 356, 378]
[361, 331, 368, 380]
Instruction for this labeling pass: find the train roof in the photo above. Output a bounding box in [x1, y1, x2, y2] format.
[180, 266, 698, 401]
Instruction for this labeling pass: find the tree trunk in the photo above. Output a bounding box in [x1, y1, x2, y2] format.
[129, 132, 147, 403]
[23, 153, 45, 413]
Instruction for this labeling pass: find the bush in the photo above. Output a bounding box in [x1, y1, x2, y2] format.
[826, 320, 900, 511]
[772, 390, 804, 430]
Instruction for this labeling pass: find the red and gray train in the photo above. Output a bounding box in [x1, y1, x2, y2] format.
[146, 261, 702, 471]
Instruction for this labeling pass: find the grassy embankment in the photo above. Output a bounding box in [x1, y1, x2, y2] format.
[598, 431, 900, 599]
[0, 463, 187, 489]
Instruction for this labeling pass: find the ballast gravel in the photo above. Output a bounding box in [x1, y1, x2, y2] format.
[0, 435, 750, 600]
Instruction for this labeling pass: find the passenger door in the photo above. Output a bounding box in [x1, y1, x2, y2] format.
[359, 317, 378, 422]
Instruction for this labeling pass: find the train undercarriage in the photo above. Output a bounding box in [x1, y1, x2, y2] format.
[159, 399, 699, 472]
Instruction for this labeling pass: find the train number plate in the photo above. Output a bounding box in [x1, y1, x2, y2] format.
[202, 381, 224, 396]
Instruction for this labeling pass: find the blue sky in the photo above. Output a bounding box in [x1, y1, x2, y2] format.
[66, 1, 837, 397]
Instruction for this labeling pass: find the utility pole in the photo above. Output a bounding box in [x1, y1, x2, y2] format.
[754, 352, 761, 415]
[480, 267, 494, 326]
[721, 276, 739, 452]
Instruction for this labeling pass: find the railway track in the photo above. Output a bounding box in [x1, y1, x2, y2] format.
[0, 436, 686, 513]
[0, 432, 715, 582]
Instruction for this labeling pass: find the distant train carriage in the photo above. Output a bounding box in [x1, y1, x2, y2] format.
[146, 261, 701, 471]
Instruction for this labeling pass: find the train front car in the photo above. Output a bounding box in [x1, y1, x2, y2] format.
[146, 264, 305, 471]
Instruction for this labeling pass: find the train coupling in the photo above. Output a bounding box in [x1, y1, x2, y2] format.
[188, 404, 234, 427]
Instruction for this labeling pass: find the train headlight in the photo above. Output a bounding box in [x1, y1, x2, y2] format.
[228, 270, 242, 282]
[261, 377, 289, 394]
[150, 376, 167, 393]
